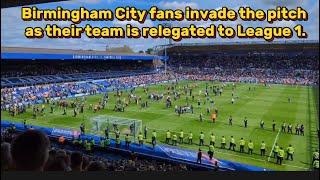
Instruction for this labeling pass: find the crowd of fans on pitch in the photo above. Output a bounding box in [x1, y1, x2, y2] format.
[169, 54, 319, 85]
[1, 129, 191, 171]
[1, 74, 171, 110]
[1, 60, 154, 78]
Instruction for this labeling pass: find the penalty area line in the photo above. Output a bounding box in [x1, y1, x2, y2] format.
[267, 128, 281, 162]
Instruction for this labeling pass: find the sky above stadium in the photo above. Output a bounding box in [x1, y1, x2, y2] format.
[1, 0, 319, 52]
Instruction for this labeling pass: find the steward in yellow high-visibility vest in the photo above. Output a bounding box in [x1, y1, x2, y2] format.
[276, 147, 285, 165]
[116, 137, 121, 148]
[208, 145, 215, 160]
[172, 134, 178, 146]
[179, 130, 184, 144]
[239, 138, 245, 153]
[138, 132, 144, 146]
[115, 129, 120, 138]
[199, 132, 204, 146]
[260, 141, 266, 156]
[105, 138, 111, 146]
[85, 140, 92, 154]
[100, 138, 105, 150]
[188, 131, 193, 144]
[125, 134, 131, 147]
[286, 144, 294, 161]
[210, 134, 216, 146]
[77, 137, 83, 149]
[248, 140, 254, 154]
[313, 159, 319, 171]
[273, 143, 280, 158]
[229, 136, 235, 151]
[152, 130, 157, 149]
[313, 149, 319, 163]
[221, 136, 226, 149]
[166, 130, 171, 144]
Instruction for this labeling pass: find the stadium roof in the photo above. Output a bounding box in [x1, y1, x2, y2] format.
[155, 40, 319, 55]
[1, 47, 168, 60]
[1, 0, 68, 8]
[1, 47, 154, 56]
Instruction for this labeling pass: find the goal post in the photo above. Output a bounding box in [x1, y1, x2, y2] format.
[90, 115, 142, 143]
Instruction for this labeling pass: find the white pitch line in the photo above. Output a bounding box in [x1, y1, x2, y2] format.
[267, 128, 281, 162]
[2, 116, 309, 170]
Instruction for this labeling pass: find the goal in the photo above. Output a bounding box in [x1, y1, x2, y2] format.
[90, 115, 142, 142]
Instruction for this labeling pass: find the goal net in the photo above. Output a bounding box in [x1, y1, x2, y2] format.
[90, 115, 142, 143]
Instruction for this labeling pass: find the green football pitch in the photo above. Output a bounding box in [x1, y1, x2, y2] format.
[1, 81, 319, 171]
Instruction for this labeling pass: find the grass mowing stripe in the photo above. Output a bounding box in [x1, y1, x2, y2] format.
[267, 128, 281, 162]
[2, 82, 317, 171]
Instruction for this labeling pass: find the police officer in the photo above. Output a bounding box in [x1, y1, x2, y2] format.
[166, 130, 171, 144]
[248, 140, 254, 154]
[188, 131, 193, 144]
[199, 132, 204, 146]
[239, 138, 245, 153]
[286, 144, 294, 160]
[210, 133, 215, 146]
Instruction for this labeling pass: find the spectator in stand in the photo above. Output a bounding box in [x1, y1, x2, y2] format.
[70, 151, 83, 171]
[87, 161, 106, 171]
[1, 142, 12, 171]
[82, 156, 90, 171]
[10, 130, 50, 171]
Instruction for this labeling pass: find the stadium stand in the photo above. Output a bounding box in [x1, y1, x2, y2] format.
[1, 41, 319, 171]
[159, 41, 319, 86]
